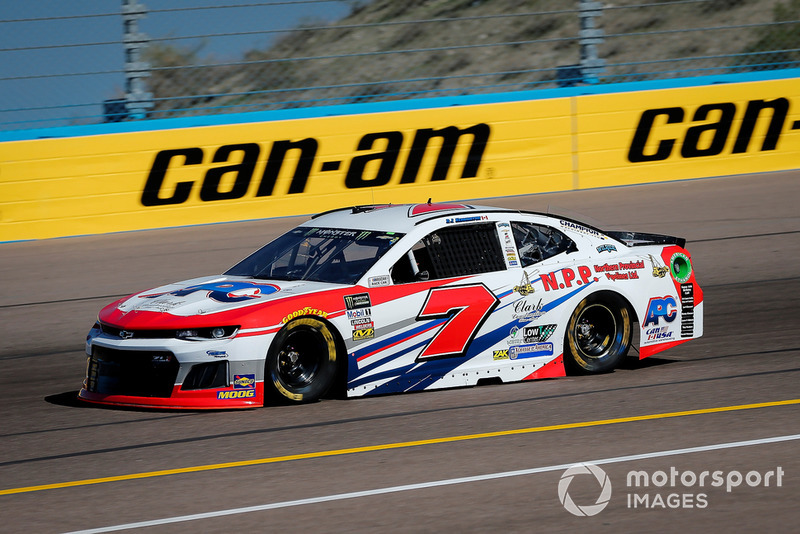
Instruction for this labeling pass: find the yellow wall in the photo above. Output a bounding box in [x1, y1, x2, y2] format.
[1, 77, 798, 241]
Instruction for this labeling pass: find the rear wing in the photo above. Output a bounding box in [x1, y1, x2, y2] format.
[606, 231, 686, 249]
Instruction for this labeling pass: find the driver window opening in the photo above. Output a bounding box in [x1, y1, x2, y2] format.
[511, 221, 575, 267]
[391, 222, 505, 284]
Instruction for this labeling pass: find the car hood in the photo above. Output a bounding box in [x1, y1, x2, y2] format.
[112, 275, 344, 318]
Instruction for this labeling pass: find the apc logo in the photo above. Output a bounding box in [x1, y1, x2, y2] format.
[644, 296, 678, 327]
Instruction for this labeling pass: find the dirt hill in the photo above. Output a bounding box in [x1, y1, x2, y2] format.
[144, 0, 799, 117]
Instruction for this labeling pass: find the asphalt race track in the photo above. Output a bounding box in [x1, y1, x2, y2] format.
[1, 170, 798, 533]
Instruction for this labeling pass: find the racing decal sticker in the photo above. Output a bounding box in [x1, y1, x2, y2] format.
[368, 275, 391, 287]
[593, 260, 644, 281]
[346, 307, 371, 323]
[233, 374, 256, 389]
[644, 326, 674, 342]
[510, 342, 554, 359]
[648, 254, 669, 278]
[513, 271, 536, 295]
[643, 296, 678, 327]
[680, 283, 694, 338]
[493, 349, 509, 360]
[511, 297, 546, 322]
[508, 325, 522, 345]
[281, 306, 330, 324]
[142, 280, 280, 303]
[445, 215, 490, 224]
[415, 283, 499, 360]
[344, 292, 372, 309]
[540, 266, 596, 291]
[670, 252, 693, 283]
[218, 389, 256, 399]
[353, 327, 375, 341]
[559, 220, 607, 240]
[522, 324, 557, 343]
[596, 244, 617, 253]
[497, 222, 519, 267]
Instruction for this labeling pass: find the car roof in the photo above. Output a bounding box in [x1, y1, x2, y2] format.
[304, 202, 516, 233]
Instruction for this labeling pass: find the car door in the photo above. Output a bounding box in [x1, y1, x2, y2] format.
[345, 220, 509, 396]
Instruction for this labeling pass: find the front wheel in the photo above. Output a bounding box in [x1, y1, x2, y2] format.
[564, 294, 632, 374]
[265, 317, 339, 404]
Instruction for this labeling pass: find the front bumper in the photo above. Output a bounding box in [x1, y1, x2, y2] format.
[79, 330, 269, 409]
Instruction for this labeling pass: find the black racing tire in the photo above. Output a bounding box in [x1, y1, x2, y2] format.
[265, 317, 339, 404]
[564, 293, 632, 375]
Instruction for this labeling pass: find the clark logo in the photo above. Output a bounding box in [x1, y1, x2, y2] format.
[627, 98, 797, 162]
[141, 124, 490, 206]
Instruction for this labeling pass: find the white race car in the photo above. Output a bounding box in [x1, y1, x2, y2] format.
[80, 202, 703, 409]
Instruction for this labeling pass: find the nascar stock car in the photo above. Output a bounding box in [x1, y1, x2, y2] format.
[80, 202, 703, 409]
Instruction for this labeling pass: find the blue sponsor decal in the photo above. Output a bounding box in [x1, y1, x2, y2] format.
[233, 374, 256, 389]
[145, 281, 279, 303]
[218, 389, 256, 399]
[644, 296, 678, 327]
[509, 342, 554, 359]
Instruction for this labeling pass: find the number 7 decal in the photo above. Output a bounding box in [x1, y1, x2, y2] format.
[416, 283, 499, 360]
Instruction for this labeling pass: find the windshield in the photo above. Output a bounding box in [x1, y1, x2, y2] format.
[226, 227, 404, 284]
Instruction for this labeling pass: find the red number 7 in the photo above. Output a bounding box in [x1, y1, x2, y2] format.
[416, 284, 499, 360]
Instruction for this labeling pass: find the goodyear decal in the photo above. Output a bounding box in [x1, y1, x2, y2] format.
[281, 307, 329, 324]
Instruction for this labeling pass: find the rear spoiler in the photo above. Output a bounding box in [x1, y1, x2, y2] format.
[606, 231, 686, 249]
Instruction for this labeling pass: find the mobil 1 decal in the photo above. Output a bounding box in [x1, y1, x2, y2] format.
[627, 97, 798, 162]
[141, 124, 490, 206]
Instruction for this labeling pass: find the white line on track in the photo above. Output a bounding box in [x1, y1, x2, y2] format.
[64, 433, 799, 534]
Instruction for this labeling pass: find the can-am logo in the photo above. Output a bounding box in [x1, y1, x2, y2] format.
[141, 124, 490, 206]
[627, 98, 798, 162]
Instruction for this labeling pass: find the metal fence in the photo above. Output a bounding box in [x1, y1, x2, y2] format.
[1, 0, 798, 131]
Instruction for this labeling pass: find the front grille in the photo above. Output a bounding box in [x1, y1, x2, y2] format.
[99, 324, 175, 339]
[86, 346, 179, 397]
[182, 361, 229, 390]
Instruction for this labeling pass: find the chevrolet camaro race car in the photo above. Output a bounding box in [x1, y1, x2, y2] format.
[80, 203, 703, 409]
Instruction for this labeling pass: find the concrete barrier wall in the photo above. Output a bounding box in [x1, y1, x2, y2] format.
[1, 75, 798, 242]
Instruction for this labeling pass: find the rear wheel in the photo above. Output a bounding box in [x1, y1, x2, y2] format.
[564, 294, 632, 374]
[265, 317, 339, 403]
